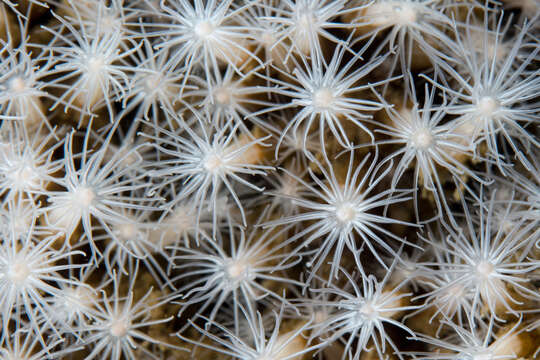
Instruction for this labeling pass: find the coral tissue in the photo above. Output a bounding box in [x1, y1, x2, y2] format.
[0, 0, 538, 359]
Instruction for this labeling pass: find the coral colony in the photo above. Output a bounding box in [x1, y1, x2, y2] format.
[1, 0, 540, 359]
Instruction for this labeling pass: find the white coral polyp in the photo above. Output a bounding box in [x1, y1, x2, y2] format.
[365, 1, 418, 27]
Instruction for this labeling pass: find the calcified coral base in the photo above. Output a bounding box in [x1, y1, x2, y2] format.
[0, 0, 539, 359]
